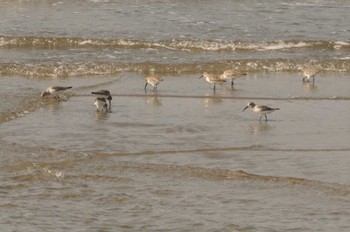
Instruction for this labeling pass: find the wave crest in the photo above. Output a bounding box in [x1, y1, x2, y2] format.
[0, 59, 349, 78]
[1, 36, 349, 52]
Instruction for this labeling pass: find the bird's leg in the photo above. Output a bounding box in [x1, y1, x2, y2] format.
[144, 83, 148, 91]
[259, 115, 262, 121]
[213, 85, 216, 91]
[231, 80, 234, 88]
[265, 115, 268, 121]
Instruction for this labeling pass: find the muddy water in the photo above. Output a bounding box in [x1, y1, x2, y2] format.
[0, 72, 349, 231]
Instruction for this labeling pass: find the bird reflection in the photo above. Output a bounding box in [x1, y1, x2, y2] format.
[145, 93, 162, 106]
[95, 111, 110, 121]
[41, 98, 61, 111]
[302, 82, 318, 92]
[202, 93, 223, 107]
[249, 121, 271, 135]
[222, 83, 239, 93]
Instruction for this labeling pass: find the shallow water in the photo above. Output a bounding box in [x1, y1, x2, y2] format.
[1, 73, 349, 153]
[1, 72, 350, 231]
[1, 0, 350, 231]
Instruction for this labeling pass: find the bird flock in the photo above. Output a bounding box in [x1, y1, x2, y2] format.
[41, 66, 319, 121]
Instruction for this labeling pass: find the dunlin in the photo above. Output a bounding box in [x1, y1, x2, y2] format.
[220, 69, 247, 88]
[199, 72, 226, 91]
[41, 86, 72, 100]
[302, 66, 319, 83]
[145, 75, 164, 91]
[91, 89, 112, 109]
[243, 102, 279, 121]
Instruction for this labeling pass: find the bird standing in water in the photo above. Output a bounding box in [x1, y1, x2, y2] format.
[199, 72, 226, 91]
[243, 102, 279, 121]
[145, 75, 164, 92]
[91, 89, 112, 110]
[220, 69, 247, 88]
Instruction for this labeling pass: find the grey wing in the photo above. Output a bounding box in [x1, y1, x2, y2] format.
[52, 86, 72, 91]
[260, 105, 274, 111]
[92, 89, 111, 95]
[96, 97, 107, 102]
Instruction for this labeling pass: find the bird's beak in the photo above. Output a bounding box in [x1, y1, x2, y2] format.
[41, 92, 47, 97]
[199, 75, 203, 79]
[242, 106, 249, 112]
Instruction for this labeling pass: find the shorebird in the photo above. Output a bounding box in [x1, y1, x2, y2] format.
[243, 102, 279, 121]
[220, 69, 247, 88]
[199, 72, 226, 91]
[91, 89, 112, 110]
[302, 66, 319, 84]
[94, 98, 108, 112]
[41, 86, 72, 100]
[145, 75, 164, 91]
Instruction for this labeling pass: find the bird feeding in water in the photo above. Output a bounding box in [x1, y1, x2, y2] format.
[41, 86, 72, 100]
[94, 97, 108, 112]
[302, 66, 319, 84]
[243, 102, 279, 121]
[91, 89, 112, 110]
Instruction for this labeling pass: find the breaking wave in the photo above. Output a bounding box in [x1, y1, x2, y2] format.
[1, 35, 349, 77]
[0, 59, 349, 78]
[1, 35, 349, 52]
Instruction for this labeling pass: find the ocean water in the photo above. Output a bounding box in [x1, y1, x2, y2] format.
[0, 1, 349, 231]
